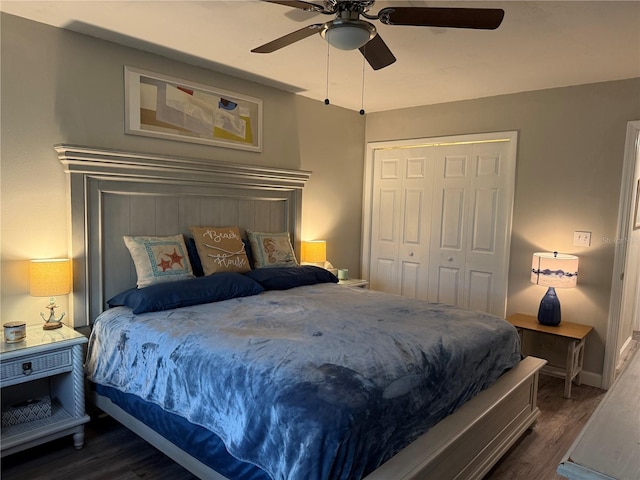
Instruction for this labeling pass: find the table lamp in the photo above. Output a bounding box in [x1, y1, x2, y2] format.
[30, 258, 71, 330]
[301, 240, 327, 267]
[531, 252, 578, 326]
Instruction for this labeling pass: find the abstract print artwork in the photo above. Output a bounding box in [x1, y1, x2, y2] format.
[125, 67, 262, 152]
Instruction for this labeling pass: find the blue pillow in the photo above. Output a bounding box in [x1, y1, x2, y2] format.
[245, 265, 338, 291]
[107, 272, 264, 314]
[243, 239, 255, 270]
[186, 237, 205, 277]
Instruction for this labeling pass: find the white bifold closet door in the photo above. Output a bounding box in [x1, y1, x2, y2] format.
[367, 132, 517, 318]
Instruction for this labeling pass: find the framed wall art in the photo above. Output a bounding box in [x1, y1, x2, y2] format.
[125, 66, 262, 152]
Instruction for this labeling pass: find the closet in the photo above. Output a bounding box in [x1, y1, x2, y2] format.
[363, 132, 517, 318]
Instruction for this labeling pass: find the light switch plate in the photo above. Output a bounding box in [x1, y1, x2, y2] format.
[573, 231, 591, 247]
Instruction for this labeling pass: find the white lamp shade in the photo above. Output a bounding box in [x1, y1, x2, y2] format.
[322, 20, 375, 50]
[30, 259, 72, 297]
[531, 252, 578, 288]
[301, 241, 327, 264]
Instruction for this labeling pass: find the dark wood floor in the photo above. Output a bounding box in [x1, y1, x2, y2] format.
[485, 375, 605, 480]
[1, 375, 605, 480]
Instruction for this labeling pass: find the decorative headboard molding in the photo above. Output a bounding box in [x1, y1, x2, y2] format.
[56, 144, 311, 327]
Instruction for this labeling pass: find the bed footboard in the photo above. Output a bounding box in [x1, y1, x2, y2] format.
[364, 356, 546, 480]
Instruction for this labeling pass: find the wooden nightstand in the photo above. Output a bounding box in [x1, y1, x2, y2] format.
[338, 278, 369, 288]
[507, 313, 593, 398]
[1, 324, 90, 456]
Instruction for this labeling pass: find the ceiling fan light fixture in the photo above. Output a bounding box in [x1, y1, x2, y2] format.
[321, 19, 376, 50]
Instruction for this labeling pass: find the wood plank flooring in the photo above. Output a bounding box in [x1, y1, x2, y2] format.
[1, 375, 605, 480]
[486, 375, 605, 480]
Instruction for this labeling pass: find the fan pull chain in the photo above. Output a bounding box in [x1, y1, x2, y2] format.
[359, 46, 366, 115]
[324, 32, 330, 105]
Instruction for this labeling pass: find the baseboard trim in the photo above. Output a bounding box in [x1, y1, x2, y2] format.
[580, 370, 602, 389]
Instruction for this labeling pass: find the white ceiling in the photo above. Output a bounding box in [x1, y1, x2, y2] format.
[2, 1, 639, 113]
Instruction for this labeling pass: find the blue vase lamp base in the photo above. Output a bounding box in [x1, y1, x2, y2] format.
[538, 287, 561, 326]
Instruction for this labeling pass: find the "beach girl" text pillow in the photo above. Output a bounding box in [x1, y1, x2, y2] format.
[189, 226, 251, 275]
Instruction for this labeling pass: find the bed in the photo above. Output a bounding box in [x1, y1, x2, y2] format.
[58, 144, 545, 480]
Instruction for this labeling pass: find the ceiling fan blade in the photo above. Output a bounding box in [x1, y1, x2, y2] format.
[252, 24, 324, 53]
[260, 0, 330, 14]
[359, 34, 396, 71]
[378, 7, 505, 30]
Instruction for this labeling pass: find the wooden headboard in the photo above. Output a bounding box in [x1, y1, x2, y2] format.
[57, 145, 311, 328]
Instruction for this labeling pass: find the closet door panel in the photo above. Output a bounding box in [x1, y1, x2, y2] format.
[428, 147, 470, 305]
[370, 152, 402, 294]
[398, 153, 433, 300]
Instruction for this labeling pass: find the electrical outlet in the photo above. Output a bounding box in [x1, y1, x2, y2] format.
[573, 231, 591, 247]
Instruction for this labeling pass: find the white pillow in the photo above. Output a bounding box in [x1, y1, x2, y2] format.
[246, 231, 298, 269]
[123, 234, 195, 287]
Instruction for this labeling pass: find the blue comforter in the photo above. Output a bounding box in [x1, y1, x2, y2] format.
[85, 284, 520, 480]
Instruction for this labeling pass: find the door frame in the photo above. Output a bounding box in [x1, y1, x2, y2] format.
[602, 120, 640, 389]
[362, 131, 518, 317]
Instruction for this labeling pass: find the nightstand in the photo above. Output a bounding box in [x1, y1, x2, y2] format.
[507, 313, 593, 398]
[1, 324, 90, 456]
[338, 278, 369, 288]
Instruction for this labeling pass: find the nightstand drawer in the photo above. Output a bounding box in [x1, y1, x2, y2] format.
[1, 348, 72, 384]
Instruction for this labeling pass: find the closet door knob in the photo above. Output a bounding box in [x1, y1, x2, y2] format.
[447, 257, 453, 262]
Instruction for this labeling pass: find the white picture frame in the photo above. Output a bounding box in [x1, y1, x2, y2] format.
[634, 178, 640, 230]
[124, 66, 262, 152]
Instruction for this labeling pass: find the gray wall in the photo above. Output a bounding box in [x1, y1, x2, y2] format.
[365, 79, 640, 378]
[0, 13, 365, 324]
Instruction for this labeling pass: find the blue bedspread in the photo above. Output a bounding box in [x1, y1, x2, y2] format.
[85, 284, 521, 480]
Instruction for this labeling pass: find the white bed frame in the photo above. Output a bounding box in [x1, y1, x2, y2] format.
[58, 144, 545, 480]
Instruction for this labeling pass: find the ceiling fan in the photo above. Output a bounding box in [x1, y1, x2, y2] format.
[252, 0, 505, 70]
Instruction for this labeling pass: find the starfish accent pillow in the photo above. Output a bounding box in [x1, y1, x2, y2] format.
[123, 234, 195, 287]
